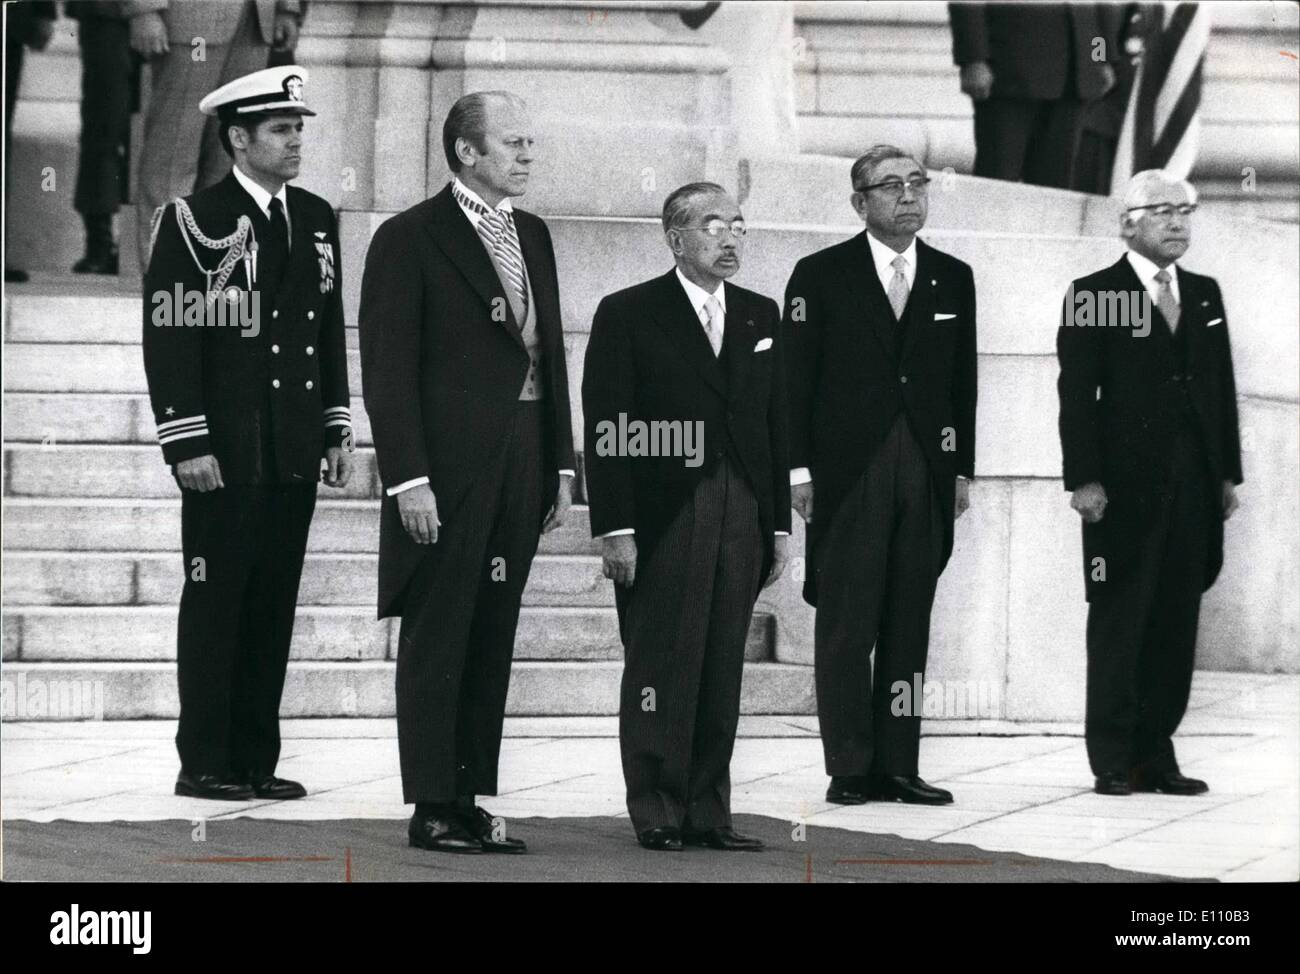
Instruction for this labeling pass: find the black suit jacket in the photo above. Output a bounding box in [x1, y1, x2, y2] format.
[359, 184, 576, 618]
[949, 1, 1119, 101]
[782, 233, 978, 605]
[582, 269, 792, 585]
[142, 171, 351, 483]
[1057, 255, 1243, 600]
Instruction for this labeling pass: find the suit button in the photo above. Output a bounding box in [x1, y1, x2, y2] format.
[271, 344, 280, 354]
[272, 310, 279, 319]
[305, 380, 314, 390]
[900, 375, 908, 384]
[306, 346, 314, 356]
[272, 379, 281, 389]
[1171, 374, 1183, 382]
[307, 311, 315, 320]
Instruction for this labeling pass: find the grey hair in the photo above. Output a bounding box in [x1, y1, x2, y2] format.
[850, 145, 920, 191]
[1123, 169, 1198, 212]
[442, 90, 526, 172]
[661, 181, 729, 234]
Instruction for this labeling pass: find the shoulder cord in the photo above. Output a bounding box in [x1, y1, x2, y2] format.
[166, 199, 257, 301]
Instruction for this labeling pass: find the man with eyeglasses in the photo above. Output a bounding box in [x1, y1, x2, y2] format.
[1057, 169, 1242, 797]
[583, 182, 791, 851]
[782, 146, 977, 807]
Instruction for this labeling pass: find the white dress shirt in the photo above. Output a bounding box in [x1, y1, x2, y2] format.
[387, 177, 572, 497]
[232, 163, 290, 245]
[598, 268, 788, 539]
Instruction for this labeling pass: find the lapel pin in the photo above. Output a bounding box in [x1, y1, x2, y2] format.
[931, 279, 937, 286]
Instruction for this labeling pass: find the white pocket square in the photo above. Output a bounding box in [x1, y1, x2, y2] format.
[1207, 317, 1223, 327]
[753, 337, 773, 352]
[934, 312, 958, 321]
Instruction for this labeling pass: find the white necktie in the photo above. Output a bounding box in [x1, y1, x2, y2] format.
[888, 254, 910, 321]
[703, 294, 724, 357]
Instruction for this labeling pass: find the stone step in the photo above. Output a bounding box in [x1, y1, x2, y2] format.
[0, 659, 815, 719]
[1, 551, 614, 609]
[1, 605, 770, 664]
[2, 498, 598, 555]
[3, 392, 376, 446]
[4, 443, 382, 499]
[3, 604, 778, 664]
[1, 341, 365, 395]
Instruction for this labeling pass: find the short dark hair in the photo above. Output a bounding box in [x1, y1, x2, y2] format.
[218, 111, 276, 157]
[850, 144, 920, 191]
[442, 91, 524, 172]
[661, 181, 729, 234]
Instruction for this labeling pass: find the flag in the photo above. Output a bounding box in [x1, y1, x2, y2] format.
[1111, 2, 1211, 192]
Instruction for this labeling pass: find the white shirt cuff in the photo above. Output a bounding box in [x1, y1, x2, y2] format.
[386, 476, 429, 497]
[596, 528, 635, 539]
[775, 531, 790, 537]
[558, 469, 575, 477]
[790, 467, 812, 486]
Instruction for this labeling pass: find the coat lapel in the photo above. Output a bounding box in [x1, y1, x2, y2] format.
[425, 185, 526, 353]
[722, 282, 752, 403]
[899, 239, 937, 366]
[841, 232, 899, 362]
[651, 269, 727, 399]
[1115, 254, 1179, 369]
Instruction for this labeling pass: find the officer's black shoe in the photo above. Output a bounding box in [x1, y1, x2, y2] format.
[175, 772, 254, 800]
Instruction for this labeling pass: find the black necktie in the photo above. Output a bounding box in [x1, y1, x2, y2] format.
[264, 197, 289, 293]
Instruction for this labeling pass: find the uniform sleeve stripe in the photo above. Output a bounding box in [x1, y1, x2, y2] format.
[159, 428, 209, 445]
[323, 419, 352, 429]
[157, 414, 207, 433]
[323, 407, 351, 417]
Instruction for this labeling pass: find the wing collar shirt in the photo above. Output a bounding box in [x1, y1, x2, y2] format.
[386, 177, 572, 497]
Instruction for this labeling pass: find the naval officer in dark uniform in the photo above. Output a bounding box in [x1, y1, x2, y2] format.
[142, 66, 354, 800]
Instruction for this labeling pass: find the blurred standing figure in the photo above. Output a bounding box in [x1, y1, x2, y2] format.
[1057, 171, 1242, 798]
[1073, 4, 1145, 195]
[125, 0, 303, 266]
[66, 0, 138, 274]
[4, 0, 57, 283]
[949, 1, 1120, 188]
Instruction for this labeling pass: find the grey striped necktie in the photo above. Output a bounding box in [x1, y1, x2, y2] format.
[453, 183, 530, 323]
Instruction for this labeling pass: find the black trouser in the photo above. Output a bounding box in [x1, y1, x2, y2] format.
[973, 96, 1085, 189]
[176, 483, 317, 776]
[617, 457, 763, 835]
[1085, 424, 1211, 777]
[814, 415, 945, 778]
[395, 401, 546, 804]
[75, 15, 134, 217]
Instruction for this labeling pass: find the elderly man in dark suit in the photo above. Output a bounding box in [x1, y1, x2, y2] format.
[949, 1, 1120, 188]
[1057, 169, 1242, 797]
[583, 182, 790, 852]
[783, 145, 977, 807]
[359, 91, 575, 855]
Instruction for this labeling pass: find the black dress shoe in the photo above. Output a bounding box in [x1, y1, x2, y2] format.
[682, 826, 764, 851]
[459, 805, 527, 854]
[1131, 771, 1208, 796]
[867, 774, 954, 805]
[175, 772, 253, 800]
[637, 826, 683, 851]
[246, 775, 307, 800]
[1094, 772, 1132, 795]
[408, 810, 483, 853]
[826, 775, 872, 805]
